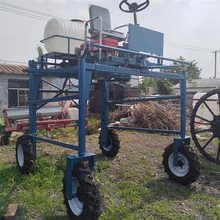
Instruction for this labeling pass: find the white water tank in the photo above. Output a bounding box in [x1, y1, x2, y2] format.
[43, 18, 85, 54]
[192, 92, 219, 123]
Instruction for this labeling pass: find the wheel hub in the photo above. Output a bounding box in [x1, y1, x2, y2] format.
[178, 159, 185, 168]
[168, 152, 189, 177]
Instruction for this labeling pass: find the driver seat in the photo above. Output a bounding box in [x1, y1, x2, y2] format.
[89, 4, 125, 42]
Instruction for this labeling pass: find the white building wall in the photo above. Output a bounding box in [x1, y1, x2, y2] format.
[0, 73, 57, 114]
[0, 73, 29, 113]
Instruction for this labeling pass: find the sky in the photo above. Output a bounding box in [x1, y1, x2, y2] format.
[0, 0, 220, 79]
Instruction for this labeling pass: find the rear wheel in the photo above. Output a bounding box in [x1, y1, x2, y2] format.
[99, 129, 120, 157]
[16, 136, 35, 174]
[162, 144, 201, 185]
[62, 163, 101, 219]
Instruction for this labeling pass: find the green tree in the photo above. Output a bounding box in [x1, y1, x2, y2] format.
[139, 77, 173, 95]
[36, 45, 44, 62]
[168, 56, 201, 85]
[139, 56, 202, 95]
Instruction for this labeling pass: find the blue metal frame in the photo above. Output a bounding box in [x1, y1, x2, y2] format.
[26, 22, 192, 200]
[97, 70, 190, 167]
[66, 152, 96, 200]
[99, 80, 110, 150]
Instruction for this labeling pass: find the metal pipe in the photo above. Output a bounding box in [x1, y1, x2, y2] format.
[109, 126, 181, 135]
[28, 95, 78, 105]
[29, 134, 79, 151]
[78, 58, 86, 157]
[180, 71, 187, 138]
[83, 16, 103, 59]
[107, 95, 181, 104]
[90, 43, 191, 65]
[40, 35, 84, 43]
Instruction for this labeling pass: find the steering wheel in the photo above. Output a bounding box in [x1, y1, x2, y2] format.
[119, 0, 150, 13]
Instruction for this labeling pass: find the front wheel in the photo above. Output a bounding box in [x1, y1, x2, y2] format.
[62, 163, 101, 219]
[16, 136, 35, 174]
[162, 144, 201, 185]
[99, 129, 120, 157]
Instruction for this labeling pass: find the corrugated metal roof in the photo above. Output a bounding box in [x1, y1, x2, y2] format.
[0, 63, 28, 74]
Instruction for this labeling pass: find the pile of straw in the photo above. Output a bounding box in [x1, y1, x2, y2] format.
[110, 101, 184, 130]
[131, 102, 180, 130]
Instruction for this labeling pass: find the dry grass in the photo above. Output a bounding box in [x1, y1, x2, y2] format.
[131, 102, 180, 130]
[110, 101, 182, 130]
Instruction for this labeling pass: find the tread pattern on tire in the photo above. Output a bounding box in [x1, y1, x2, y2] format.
[16, 135, 35, 174]
[62, 162, 101, 219]
[99, 129, 120, 157]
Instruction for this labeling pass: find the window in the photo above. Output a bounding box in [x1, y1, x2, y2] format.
[8, 79, 29, 108]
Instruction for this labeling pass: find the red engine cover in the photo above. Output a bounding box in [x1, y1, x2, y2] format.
[81, 38, 118, 51]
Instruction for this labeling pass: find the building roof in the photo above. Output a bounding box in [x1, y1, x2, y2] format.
[174, 78, 220, 89]
[0, 63, 28, 74]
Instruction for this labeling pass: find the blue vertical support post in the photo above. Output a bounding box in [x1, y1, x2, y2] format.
[28, 61, 41, 160]
[99, 80, 110, 149]
[66, 56, 94, 200]
[66, 56, 87, 200]
[173, 71, 189, 166]
[78, 57, 87, 157]
[180, 70, 187, 139]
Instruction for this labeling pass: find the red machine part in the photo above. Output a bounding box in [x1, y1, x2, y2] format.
[80, 37, 118, 51]
[4, 119, 75, 133]
[2, 100, 89, 134]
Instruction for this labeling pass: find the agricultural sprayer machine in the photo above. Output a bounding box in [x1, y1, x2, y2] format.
[15, 1, 202, 219]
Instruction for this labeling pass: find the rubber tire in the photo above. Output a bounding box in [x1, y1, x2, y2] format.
[62, 163, 101, 219]
[99, 129, 120, 157]
[16, 136, 35, 174]
[190, 89, 220, 164]
[162, 144, 201, 185]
